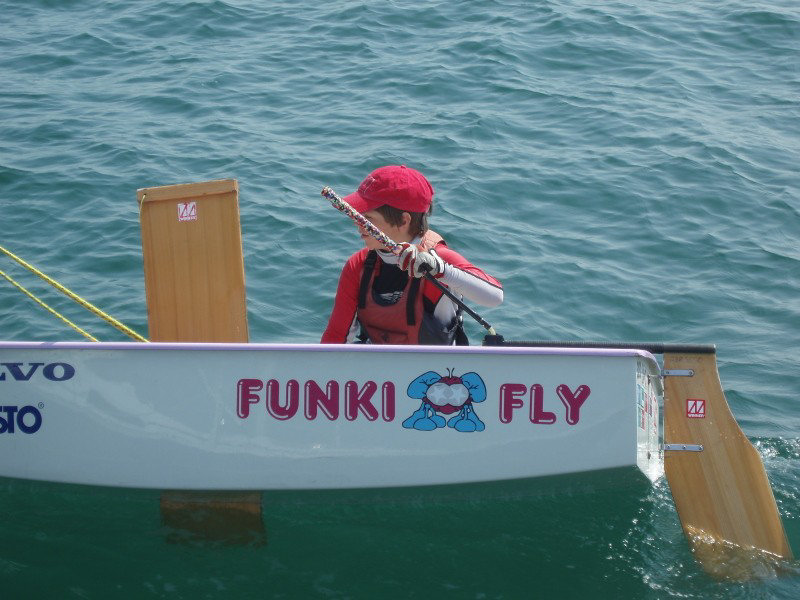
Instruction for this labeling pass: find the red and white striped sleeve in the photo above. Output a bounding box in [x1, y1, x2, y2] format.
[431, 246, 503, 307]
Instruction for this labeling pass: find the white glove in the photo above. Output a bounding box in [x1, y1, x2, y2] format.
[397, 243, 445, 278]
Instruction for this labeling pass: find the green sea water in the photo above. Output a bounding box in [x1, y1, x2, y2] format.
[0, 0, 798, 597]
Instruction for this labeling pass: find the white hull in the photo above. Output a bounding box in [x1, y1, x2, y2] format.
[0, 342, 663, 490]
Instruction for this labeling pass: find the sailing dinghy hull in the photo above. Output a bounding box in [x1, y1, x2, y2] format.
[0, 342, 663, 490]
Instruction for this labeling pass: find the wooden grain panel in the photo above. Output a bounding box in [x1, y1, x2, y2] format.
[138, 179, 248, 342]
[139, 180, 259, 538]
[160, 491, 265, 546]
[663, 353, 792, 577]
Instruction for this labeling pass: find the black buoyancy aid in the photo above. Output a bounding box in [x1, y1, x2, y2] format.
[356, 231, 466, 345]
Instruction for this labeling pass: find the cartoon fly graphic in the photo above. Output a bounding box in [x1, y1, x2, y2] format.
[403, 369, 487, 432]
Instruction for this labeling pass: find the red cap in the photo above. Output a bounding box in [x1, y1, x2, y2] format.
[343, 165, 434, 214]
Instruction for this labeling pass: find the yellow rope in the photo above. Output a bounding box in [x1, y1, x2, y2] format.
[0, 269, 99, 341]
[0, 243, 148, 342]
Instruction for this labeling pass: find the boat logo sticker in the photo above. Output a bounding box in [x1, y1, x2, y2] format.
[403, 369, 487, 432]
[0, 405, 43, 434]
[686, 398, 706, 418]
[178, 201, 197, 222]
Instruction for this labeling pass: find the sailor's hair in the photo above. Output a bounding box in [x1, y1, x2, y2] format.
[374, 203, 432, 237]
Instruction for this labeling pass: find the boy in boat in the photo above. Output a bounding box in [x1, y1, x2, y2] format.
[321, 165, 503, 345]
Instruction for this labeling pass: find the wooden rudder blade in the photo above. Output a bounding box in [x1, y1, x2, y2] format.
[663, 352, 792, 578]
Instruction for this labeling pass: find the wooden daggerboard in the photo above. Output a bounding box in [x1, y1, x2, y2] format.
[137, 179, 249, 342]
[138, 179, 260, 544]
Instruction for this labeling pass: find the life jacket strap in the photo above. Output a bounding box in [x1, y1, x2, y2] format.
[358, 250, 378, 309]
